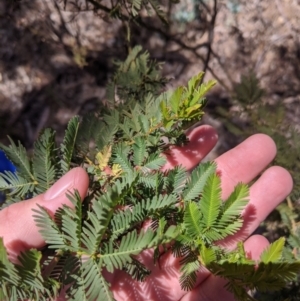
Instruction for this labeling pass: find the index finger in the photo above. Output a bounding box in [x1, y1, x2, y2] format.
[162, 125, 218, 171]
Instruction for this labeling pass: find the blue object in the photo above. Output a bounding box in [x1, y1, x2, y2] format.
[0, 150, 16, 174]
[0, 150, 16, 203]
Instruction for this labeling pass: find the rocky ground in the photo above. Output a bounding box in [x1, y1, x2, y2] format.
[0, 0, 299, 155]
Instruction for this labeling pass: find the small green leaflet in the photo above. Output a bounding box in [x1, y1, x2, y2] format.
[260, 237, 285, 263]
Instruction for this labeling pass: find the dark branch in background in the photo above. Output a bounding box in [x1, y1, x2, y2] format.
[56, 0, 230, 90]
[211, 48, 235, 88]
[201, 0, 217, 84]
[44, 0, 78, 57]
[137, 18, 230, 90]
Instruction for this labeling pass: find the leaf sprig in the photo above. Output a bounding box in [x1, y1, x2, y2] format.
[0, 74, 299, 301]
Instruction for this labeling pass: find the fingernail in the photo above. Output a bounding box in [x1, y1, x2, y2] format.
[44, 170, 75, 201]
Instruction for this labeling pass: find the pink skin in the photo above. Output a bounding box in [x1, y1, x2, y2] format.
[0, 125, 293, 301]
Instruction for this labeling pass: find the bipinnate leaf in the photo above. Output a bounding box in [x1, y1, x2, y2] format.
[200, 244, 217, 266]
[187, 72, 204, 94]
[197, 80, 217, 100]
[33, 205, 66, 250]
[33, 128, 58, 194]
[142, 153, 166, 171]
[81, 209, 112, 256]
[0, 238, 19, 286]
[133, 137, 147, 166]
[110, 193, 177, 240]
[0, 171, 36, 198]
[222, 183, 249, 217]
[208, 260, 300, 300]
[101, 229, 155, 273]
[183, 162, 216, 201]
[198, 174, 222, 229]
[96, 145, 112, 170]
[216, 183, 248, 234]
[179, 259, 200, 291]
[78, 258, 114, 301]
[260, 237, 285, 264]
[169, 86, 184, 114]
[74, 113, 99, 160]
[123, 258, 150, 281]
[110, 204, 145, 239]
[97, 111, 119, 149]
[113, 144, 133, 176]
[138, 114, 150, 134]
[0, 137, 34, 181]
[82, 178, 138, 255]
[1, 70, 298, 301]
[1, 239, 52, 300]
[60, 116, 80, 173]
[61, 191, 83, 252]
[183, 201, 202, 239]
[17, 249, 46, 294]
[169, 166, 187, 196]
[254, 261, 300, 290]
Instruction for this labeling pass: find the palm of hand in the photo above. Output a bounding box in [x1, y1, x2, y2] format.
[103, 127, 292, 301]
[0, 126, 293, 301]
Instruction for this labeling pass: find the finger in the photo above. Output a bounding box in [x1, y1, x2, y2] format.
[243, 234, 270, 261]
[162, 125, 218, 171]
[215, 134, 277, 199]
[247, 166, 293, 227]
[0, 167, 89, 259]
[180, 235, 270, 301]
[105, 127, 218, 300]
[220, 166, 293, 249]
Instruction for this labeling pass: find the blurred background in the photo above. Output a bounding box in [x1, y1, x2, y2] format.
[1, 0, 300, 298]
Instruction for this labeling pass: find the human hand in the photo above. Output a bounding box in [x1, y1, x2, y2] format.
[0, 125, 293, 301]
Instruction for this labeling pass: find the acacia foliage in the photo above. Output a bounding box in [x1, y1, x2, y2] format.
[0, 72, 299, 301]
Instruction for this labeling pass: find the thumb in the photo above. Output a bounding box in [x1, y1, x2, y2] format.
[0, 167, 89, 260]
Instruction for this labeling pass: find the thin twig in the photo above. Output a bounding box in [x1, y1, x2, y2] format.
[65, 0, 231, 90]
[201, 0, 218, 84]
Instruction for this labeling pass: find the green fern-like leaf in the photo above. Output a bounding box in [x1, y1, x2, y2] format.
[216, 183, 249, 235]
[1, 70, 298, 300]
[33, 128, 59, 194]
[60, 116, 80, 173]
[78, 258, 114, 301]
[81, 205, 111, 256]
[260, 237, 285, 264]
[166, 166, 187, 196]
[133, 137, 147, 166]
[33, 205, 67, 250]
[74, 113, 101, 161]
[113, 144, 133, 176]
[123, 257, 151, 281]
[183, 162, 216, 201]
[0, 138, 34, 181]
[0, 171, 36, 198]
[96, 112, 119, 151]
[179, 265, 199, 291]
[223, 183, 248, 215]
[0, 237, 20, 287]
[16, 249, 49, 299]
[60, 191, 83, 252]
[198, 173, 222, 229]
[101, 229, 155, 273]
[142, 153, 166, 172]
[199, 244, 217, 265]
[183, 201, 202, 240]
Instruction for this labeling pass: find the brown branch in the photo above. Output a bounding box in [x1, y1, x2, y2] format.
[67, 0, 231, 90]
[201, 0, 218, 84]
